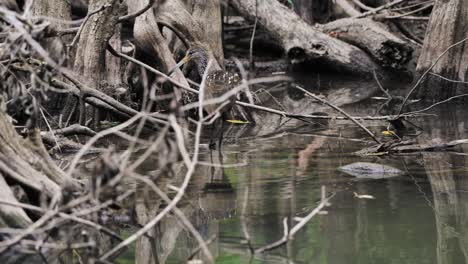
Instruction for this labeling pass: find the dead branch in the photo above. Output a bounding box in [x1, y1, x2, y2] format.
[294, 85, 381, 144]
[99, 61, 212, 262]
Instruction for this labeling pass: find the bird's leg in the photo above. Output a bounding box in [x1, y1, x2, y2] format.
[209, 118, 225, 150]
[209, 119, 218, 150]
[218, 119, 225, 150]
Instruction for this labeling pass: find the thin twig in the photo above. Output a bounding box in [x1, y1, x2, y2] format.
[355, 0, 405, 18]
[397, 35, 468, 115]
[384, 4, 432, 19]
[249, 0, 258, 71]
[294, 85, 381, 144]
[237, 101, 425, 120]
[117, 0, 155, 23]
[69, 5, 110, 49]
[402, 93, 468, 115]
[132, 174, 214, 262]
[255, 186, 333, 254]
[99, 62, 213, 262]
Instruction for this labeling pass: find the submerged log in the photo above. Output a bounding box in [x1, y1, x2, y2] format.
[318, 17, 413, 70]
[230, 0, 379, 75]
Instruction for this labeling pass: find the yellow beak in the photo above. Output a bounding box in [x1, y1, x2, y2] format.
[167, 55, 190, 76]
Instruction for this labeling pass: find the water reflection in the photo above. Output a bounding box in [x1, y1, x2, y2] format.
[7, 87, 468, 263]
[124, 104, 468, 264]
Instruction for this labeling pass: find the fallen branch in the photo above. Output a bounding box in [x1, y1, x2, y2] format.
[41, 124, 97, 138]
[237, 101, 426, 121]
[231, 0, 379, 74]
[356, 138, 468, 155]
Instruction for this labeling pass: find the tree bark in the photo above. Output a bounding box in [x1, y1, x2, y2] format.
[31, 0, 71, 110]
[73, 0, 120, 89]
[416, 0, 468, 100]
[191, 0, 224, 65]
[231, 0, 379, 75]
[32, 0, 71, 32]
[68, 0, 120, 124]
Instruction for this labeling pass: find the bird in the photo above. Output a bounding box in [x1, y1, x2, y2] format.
[167, 45, 246, 149]
[167, 45, 241, 120]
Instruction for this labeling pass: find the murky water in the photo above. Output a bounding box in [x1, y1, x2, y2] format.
[117, 102, 468, 264]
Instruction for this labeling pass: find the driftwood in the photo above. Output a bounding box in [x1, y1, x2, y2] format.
[318, 17, 413, 69]
[231, 0, 379, 74]
[356, 139, 468, 155]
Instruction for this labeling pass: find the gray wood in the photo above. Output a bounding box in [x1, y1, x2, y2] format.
[230, 0, 379, 75]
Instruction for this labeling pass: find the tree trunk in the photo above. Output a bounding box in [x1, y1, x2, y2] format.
[231, 0, 379, 75]
[32, 0, 71, 32]
[31, 0, 71, 111]
[416, 0, 468, 100]
[156, 0, 235, 115]
[191, 0, 224, 66]
[129, 0, 190, 102]
[68, 0, 120, 125]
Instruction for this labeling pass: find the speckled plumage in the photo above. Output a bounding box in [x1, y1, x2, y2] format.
[206, 70, 241, 97]
[187, 47, 241, 116]
[169, 45, 242, 118]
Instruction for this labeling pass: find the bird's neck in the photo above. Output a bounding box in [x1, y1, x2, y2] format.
[195, 56, 208, 77]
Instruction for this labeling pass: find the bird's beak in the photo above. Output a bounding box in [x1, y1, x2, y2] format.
[167, 55, 190, 76]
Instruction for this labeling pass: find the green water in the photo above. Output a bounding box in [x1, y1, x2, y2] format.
[121, 106, 468, 264]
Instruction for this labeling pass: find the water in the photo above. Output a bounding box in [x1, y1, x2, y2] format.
[5, 76, 467, 264]
[119, 103, 468, 264]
